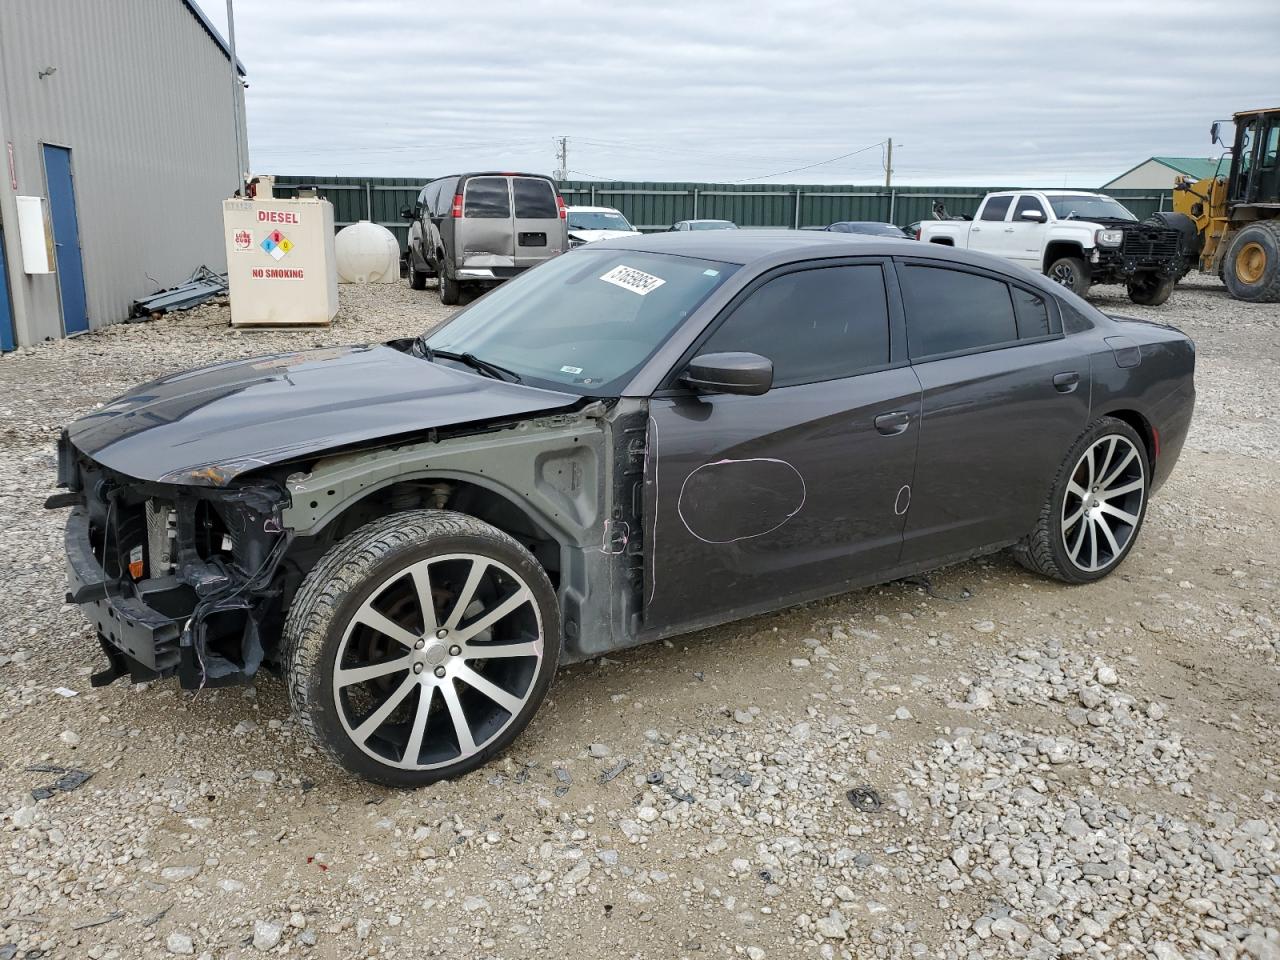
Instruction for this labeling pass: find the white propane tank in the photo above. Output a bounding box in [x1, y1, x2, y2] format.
[334, 221, 401, 284]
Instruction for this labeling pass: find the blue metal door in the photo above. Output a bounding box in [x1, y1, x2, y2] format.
[43, 145, 89, 335]
[0, 228, 14, 351]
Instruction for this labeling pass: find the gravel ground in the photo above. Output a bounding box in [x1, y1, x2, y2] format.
[1, 275, 1278, 960]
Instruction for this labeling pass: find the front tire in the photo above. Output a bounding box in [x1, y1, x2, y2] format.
[407, 255, 427, 291]
[1127, 274, 1175, 306]
[283, 510, 560, 787]
[1046, 256, 1092, 298]
[1013, 417, 1149, 584]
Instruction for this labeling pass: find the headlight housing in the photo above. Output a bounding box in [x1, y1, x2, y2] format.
[1096, 229, 1124, 247]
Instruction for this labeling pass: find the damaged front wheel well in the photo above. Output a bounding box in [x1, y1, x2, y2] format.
[279, 478, 564, 611]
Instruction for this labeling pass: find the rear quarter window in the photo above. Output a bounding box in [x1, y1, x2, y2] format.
[464, 177, 511, 218]
[513, 178, 558, 219]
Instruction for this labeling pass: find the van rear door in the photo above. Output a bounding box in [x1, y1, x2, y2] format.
[459, 176, 516, 274]
[512, 177, 566, 269]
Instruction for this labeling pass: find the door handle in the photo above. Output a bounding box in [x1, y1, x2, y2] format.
[874, 410, 911, 436]
[1053, 371, 1080, 393]
[972, 227, 982, 232]
[1004, 227, 1015, 232]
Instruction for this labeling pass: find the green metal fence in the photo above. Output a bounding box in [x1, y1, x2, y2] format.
[272, 175, 1175, 253]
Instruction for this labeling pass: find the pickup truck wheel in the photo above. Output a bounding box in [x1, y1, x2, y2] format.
[407, 258, 427, 291]
[1012, 417, 1148, 584]
[1222, 221, 1280, 303]
[1126, 274, 1175, 306]
[439, 267, 461, 306]
[1046, 256, 1091, 298]
[283, 510, 560, 787]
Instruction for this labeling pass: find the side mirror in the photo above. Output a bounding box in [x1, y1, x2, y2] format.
[680, 352, 773, 396]
[1020, 209, 1045, 221]
[1210, 121, 1221, 145]
[400, 206, 415, 221]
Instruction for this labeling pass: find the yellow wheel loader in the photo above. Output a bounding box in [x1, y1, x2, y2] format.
[1170, 107, 1280, 302]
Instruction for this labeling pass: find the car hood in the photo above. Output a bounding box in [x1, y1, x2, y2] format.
[569, 229, 639, 243]
[66, 344, 581, 484]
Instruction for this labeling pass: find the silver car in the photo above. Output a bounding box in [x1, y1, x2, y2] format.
[404, 172, 568, 304]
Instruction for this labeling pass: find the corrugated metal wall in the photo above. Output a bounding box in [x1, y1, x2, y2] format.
[274, 176, 1174, 252]
[0, 0, 245, 345]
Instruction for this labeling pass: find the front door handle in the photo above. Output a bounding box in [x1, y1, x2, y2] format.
[1004, 227, 1015, 232]
[874, 410, 911, 436]
[1053, 371, 1080, 393]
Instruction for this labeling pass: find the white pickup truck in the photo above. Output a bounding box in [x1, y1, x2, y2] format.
[918, 190, 1185, 305]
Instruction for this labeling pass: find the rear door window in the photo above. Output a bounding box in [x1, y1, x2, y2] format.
[464, 177, 511, 219]
[980, 196, 1013, 222]
[513, 178, 558, 219]
[900, 264, 1018, 358]
[700, 264, 891, 387]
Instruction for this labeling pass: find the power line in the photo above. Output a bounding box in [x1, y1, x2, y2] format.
[733, 141, 888, 182]
[567, 167, 615, 180]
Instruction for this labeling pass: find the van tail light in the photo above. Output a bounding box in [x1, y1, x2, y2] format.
[451, 194, 463, 218]
[556, 195, 567, 220]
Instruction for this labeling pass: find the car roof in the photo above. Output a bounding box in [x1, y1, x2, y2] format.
[566, 205, 624, 213]
[831, 220, 897, 226]
[1013, 189, 1107, 197]
[681, 219, 735, 224]
[427, 171, 556, 183]
[590, 229, 1061, 281]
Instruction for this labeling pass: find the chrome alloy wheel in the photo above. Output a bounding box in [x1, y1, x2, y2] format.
[1061, 434, 1145, 573]
[332, 553, 544, 770]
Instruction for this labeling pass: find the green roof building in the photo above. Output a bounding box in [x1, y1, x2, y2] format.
[1102, 156, 1228, 190]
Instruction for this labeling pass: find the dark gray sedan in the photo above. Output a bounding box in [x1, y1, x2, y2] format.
[51, 231, 1194, 785]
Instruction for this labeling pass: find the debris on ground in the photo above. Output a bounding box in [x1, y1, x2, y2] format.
[26, 764, 92, 800]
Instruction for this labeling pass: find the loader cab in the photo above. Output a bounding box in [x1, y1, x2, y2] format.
[1228, 109, 1280, 207]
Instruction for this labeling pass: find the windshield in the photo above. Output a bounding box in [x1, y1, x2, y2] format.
[424, 249, 739, 395]
[1047, 195, 1137, 221]
[692, 220, 737, 230]
[568, 211, 634, 231]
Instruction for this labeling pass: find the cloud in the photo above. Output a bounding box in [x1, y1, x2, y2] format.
[201, 0, 1280, 186]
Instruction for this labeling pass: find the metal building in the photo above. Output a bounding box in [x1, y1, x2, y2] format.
[0, 0, 247, 350]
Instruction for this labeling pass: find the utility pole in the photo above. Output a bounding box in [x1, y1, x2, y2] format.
[884, 137, 893, 190]
[226, 0, 245, 190]
[555, 136, 568, 181]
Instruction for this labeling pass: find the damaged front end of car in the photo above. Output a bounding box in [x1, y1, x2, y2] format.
[49, 433, 290, 689]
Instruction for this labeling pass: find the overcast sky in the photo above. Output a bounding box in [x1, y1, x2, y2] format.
[200, 0, 1279, 187]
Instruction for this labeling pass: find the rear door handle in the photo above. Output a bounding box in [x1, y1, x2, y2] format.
[1053, 371, 1080, 393]
[874, 410, 911, 436]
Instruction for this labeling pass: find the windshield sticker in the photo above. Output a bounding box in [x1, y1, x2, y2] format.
[600, 265, 666, 296]
[703, 269, 720, 277]
[560, 364, 583, 375]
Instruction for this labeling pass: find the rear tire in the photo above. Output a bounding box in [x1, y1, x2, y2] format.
[1222, 221, 1280, 303]
[439, 266, 461, 306]
[1046, 256, 1092, 298]
[1012, 417, 1149, 584]
[1127, 274, 1175, 306]
[283, 510, 561, 787]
